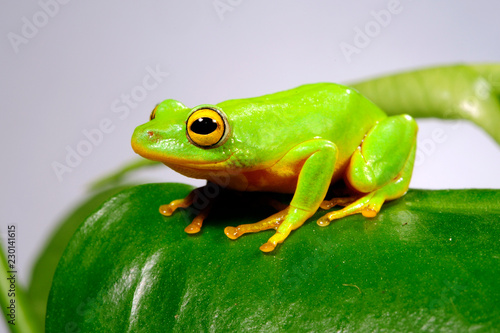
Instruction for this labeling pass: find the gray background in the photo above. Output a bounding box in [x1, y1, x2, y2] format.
[1, 0, 499, 314]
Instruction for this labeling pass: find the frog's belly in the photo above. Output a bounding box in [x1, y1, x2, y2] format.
[168, 155, 350, 193]
[241, 168, 302, 193]
[240, 159, 348, 193]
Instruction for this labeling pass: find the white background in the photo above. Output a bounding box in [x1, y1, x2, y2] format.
[1, 0, 500, 312]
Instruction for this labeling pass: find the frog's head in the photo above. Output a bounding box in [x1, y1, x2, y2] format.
[131, 99, 234, 169]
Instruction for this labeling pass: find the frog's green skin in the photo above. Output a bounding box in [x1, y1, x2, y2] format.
[132, 83, 417, 252]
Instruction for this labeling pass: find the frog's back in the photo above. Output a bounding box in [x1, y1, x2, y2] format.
[221, 82, 375, 106]
[216, 83, 387, 169]
[218, 83, 386, 128]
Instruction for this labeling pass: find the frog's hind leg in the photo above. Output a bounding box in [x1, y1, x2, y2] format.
[318, 114, 417, 226]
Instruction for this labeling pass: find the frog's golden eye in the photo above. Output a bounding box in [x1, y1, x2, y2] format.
[186, 107, 228, 148]
[149, 105, 159, 121]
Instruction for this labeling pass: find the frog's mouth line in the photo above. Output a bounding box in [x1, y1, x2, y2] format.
[132, 141, 235, 169]
[164, 153, 235, 169]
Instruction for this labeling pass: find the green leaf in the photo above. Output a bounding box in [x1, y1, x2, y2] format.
[46, 184, 500, 332]
[0, 240, 40, 333]
[27, 156, 162, 330]
[27, 186, 131, 329]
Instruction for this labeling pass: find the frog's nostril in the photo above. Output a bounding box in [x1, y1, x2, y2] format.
[147, 131, 154, 137]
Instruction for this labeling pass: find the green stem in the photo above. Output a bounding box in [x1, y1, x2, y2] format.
[351, 64, 500, 145]
[89, 158, 161, 191]
[0, 240, 40, 333]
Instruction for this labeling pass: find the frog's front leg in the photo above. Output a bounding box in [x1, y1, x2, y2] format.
[225, 140, 338, 252]
[318, 115, 417, 225]
[160, 185, 215, 234]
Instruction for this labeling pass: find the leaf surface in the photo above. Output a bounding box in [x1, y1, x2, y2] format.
[46, 184, 500, 332]
[27, 186, 131, 329]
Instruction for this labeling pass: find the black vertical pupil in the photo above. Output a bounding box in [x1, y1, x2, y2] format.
[191, 117, 218, 135]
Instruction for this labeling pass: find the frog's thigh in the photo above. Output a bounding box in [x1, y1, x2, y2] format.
[317, 115, 417, 225]
[346, 114, 418, 193]
[260, 140, 338, 252]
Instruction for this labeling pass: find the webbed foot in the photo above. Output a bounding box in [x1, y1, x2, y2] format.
[224, 207, 289, 240]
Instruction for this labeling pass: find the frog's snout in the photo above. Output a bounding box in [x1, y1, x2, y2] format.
[131, 126, 155, 156]
[143, 129, 162, 143]
[133, 125, 155, 142]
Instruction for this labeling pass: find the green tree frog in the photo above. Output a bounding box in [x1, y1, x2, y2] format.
[132, 83, 417, 252]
